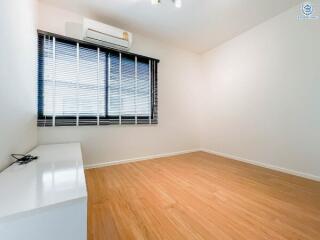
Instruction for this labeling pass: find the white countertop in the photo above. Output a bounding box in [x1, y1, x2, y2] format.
[0, 143, 87, 220]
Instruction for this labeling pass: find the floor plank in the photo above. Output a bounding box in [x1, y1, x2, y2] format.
[85, 152, 320, 240]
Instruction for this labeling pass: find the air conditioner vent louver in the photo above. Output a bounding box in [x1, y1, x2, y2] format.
[82, 18, 132, 51]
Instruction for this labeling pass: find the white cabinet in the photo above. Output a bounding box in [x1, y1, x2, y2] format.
[0, 143, 87, 240]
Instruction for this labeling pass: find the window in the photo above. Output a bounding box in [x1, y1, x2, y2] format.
[38, 32, 158, 127]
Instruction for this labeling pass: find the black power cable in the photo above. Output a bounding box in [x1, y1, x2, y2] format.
[10, 154, 38, 166]
[0, 154, 38, 173]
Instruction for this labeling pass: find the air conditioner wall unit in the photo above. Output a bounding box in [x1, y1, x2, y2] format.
[82, 18, 133, 51]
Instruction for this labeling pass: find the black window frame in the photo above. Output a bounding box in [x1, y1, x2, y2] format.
[37, 31, 159, 127]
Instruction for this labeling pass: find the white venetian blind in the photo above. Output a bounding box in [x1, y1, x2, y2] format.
[38, 33, 158, 127]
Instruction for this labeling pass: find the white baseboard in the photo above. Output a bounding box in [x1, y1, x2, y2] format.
[85, 147, 320, 182]
[84, 149, 201, 169]
[201, 148, 320, 182]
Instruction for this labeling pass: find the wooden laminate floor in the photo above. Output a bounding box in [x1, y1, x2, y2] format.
[85, 152, 320, 240]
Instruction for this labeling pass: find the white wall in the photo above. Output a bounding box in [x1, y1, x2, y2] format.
[37, 3, 320, 179]
[37, 3, 202, 167]
[201, 5, 320, 179]
[0, 0, 38, 171]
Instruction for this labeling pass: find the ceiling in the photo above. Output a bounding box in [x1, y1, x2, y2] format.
[39, 0, 300, 53]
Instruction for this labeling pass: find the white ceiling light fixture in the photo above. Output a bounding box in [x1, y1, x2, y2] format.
[151, 0, 182, 8]
[151, 0, 160, 5]
[174, 0, 182, 8]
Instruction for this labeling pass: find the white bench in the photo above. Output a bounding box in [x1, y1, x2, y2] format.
[0, 143, 87, 240]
